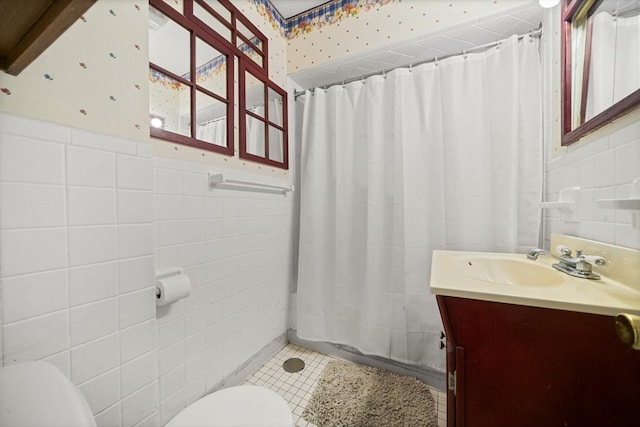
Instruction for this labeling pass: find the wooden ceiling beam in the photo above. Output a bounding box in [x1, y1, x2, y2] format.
[1, 0, 96, 76]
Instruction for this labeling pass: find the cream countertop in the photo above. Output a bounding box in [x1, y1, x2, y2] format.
[430, 249, 640, 317]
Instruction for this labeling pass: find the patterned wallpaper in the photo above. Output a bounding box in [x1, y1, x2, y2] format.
[251, 0, 398, 39]
[0, 0, 531, 148]
[232, 0, 288, 86]
[246, 0, 536, 74]
[149, 37, 262, 92]
[248, 0, 287, 38]
[0, 1, 149, 142]
[0, 0, 287, 146]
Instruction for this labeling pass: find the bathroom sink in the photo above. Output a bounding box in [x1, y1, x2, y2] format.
[430, 235, 640, 317]
[460, 257, 565, 286]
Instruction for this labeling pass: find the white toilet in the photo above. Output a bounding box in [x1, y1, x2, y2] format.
[165, 384, 293, 427]
[0, 361, 293, 427]
[0, 361, 96, 427]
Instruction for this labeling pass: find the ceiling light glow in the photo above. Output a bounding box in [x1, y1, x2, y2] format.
[150, 117, 164, 128]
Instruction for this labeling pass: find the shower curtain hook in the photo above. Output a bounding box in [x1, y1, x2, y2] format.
[435, 57, 439, 66]
[463, 49, 467, 59]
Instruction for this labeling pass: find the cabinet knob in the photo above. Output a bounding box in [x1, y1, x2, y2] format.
[615, 313, 640, 350]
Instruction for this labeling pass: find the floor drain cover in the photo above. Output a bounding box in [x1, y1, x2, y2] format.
[283, 358, 305, 373]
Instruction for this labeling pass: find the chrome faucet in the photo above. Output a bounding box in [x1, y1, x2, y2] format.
[527, 248, 563, 261]
[527, 246, 606, 280]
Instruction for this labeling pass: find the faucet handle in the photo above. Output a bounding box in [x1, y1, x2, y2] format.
[582, 255, 606, 267]
[556, 245, 572, 256]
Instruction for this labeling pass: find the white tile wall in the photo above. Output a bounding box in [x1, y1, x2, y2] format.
[0, 134, 66, 184]
[0, 111, 294, 427]
[67, 226, 118, 267]
[67, 187, 117, 226]
[3, 311, 69, 361]
[153, 157, 294, 425]
[0, 112, 157, 427]
[69, 298, 119, 346]
[121, 382, 159, 427]
[120, 320, 155, 364]
[70, 262, 118, 306]
[0, 228, 68, 276]
[0, 183, 67, 228]
[2, 270, 68, 323]
[66, 145, 116, 188]
[78, 368, 121, 414]
[544, 118, 640, 250]
[121, 350, 157, 398]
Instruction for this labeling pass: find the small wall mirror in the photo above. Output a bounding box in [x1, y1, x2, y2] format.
[148, 3, 234, 153]
[562, 0, 640, 145]
[239, 63, 288, 168]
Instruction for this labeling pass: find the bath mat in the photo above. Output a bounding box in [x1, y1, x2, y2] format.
[302, 359, 437, 427]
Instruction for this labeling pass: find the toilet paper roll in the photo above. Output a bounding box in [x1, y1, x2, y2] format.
[156, 274, 191, 306]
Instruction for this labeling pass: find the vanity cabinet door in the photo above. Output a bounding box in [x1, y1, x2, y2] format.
[439, 297, 464, 427]
[437, 295, 640, 427]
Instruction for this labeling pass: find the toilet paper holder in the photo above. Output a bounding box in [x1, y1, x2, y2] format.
[155, 267, 184, 299]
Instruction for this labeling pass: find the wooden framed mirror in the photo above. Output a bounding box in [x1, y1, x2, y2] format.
[561, 0, 640, 145]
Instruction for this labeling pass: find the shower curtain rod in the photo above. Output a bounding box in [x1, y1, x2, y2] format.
[198, 115, 226, 126]
[294, 25, 542, 100]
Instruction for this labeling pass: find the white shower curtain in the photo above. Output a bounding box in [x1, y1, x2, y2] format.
[197, 117, 226, 146]
[297, 35, 542, 372]
[586, 12, 640, 121]
[246, 102, 284, 161]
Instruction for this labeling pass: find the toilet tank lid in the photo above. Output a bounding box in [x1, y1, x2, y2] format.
[0, 361, 97, 427]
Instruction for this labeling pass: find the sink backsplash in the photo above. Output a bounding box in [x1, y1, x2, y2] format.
[550, 234, 640, 292]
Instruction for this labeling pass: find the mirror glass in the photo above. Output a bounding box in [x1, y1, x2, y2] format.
[148, 8, 189, 75]
[245, 70, 266, 156]
[236, 20, 263, 68]
[193, 38, 228, 146]
[240, 67, 287, 166]
[268, 87, 284, 126]
[246, 115, 265, 156]
[149, 71, 191, 136]
[245, 72, 266, 117]
[195, 90, 227, 146]
[201, 0, 231, 22]
[195, 37, 226, 97]
[563, 0, 640, 144]
[584, 0, 640, 120]
[194, 1, 231, 42]
[148, 6, 191, 136]
[268, 126, 284, 162]
[148, 6, 231, 146]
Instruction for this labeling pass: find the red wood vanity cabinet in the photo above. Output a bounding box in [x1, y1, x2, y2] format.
[436, 295, 640, 427]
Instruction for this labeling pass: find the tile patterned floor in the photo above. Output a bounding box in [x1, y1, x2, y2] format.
[242, 344, 447, 427]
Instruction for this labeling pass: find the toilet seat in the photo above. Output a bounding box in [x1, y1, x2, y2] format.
[0, 362, 97, 427]
[166, 385, 294, 427]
